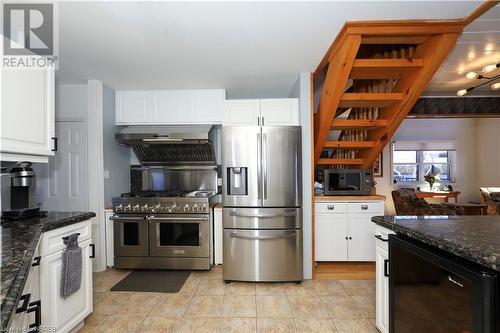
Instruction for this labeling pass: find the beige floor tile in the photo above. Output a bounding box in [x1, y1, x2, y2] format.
[79, 313, 109, 332]
[256, 318, 297, 333]
[186, 295, 224, 317]
[321, 296, 367, 319]
[314, 280, 349, 296]
[197, 278, 228, 296]
[150, 293, 193, 317]
[294, 319, 337, 333]
[138, 316, 181, 332]
[94, 292, 160, 315]
[177, 317, 219, 333]
[332, 319, 378, 333]
[180, 275, 203, 294]
[204, 266, 223, 280]
[94, 314, 145, 333]
[285, 281, 317, 296]
[352, 296, 376, 319]
[93, 269, 131, 293]
[288, 295, 330, 319]
[217, 318, 257, 333]
[256, 296, 292, 317]
[222, 295, 256, 317]
[339, 280, 375, 296]
[256, 283, 287, 296]
[227, 282, 256, 295]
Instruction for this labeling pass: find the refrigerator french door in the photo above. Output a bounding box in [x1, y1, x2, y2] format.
[222, 126, 303, 282]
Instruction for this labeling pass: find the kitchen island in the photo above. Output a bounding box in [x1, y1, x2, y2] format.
[1, 211, 95, 330]
[372, 215, 500, 333]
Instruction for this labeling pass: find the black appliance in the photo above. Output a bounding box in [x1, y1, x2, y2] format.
[323, 168, 373, 196]
[390, 235, 499, 333]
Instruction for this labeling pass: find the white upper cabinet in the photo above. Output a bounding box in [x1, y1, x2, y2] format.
[260, 99, 299, 126]
[115, 89, 225, 125]
[224, 100, 261, 126]
[224, 98, 300, 126]
[1, 67, 55, 157]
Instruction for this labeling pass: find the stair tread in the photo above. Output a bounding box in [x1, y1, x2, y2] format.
[339, 93, 403, 108]
[324, 141, 375, 149]
[317, 158, 364, 165]
[350, 59, 423, 79]
[330, 119, 388, 130]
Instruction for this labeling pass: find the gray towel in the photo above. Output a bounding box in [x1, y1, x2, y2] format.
[61, 233, 82, 298]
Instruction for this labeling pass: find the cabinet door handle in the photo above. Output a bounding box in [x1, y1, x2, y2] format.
[327, 205, 335, 210]
[32, 256, 41, 267]
[349, 237, 352, 240]
[262, 117, 265, 126]
[51, 137, 58, 152]
[384, 259, 389, 277]
[16, 293, 31, 313]
[375, 234, 389, 242]
[27, 300, 41, 332]
[361, 205, 369, 210]
[89, 244, 96, 258]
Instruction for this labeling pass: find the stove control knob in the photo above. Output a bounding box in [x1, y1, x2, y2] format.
[168, 204, 177, 213]
[200, 205, 207, 212]
[151, 204, 161, 213]
[124, 204, 132, 212]
[132, 204, 140, 212]
[192, 204, 198, 212]
[141, 204, 149, 212]
[115, 204, 123, 212]
[183, 204, 190, 212]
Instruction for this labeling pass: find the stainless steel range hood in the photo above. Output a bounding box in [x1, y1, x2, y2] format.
[116, 125, 216, 166]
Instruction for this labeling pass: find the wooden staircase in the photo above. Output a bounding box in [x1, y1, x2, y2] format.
[313, 20, 463, 168]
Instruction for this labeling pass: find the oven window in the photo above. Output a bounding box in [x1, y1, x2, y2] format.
[328, 173, 361, 191]
[159, 223, 199, 246]
[123, 223, 139, 246]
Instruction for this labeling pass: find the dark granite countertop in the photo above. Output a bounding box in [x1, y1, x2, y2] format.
[372, 215, 500, 272]
[1, 211, 95, 330]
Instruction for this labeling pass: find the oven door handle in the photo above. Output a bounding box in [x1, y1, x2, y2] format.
[229, 231, 297, 240]
[148, 216, 208, 221]
[229, 212, 296, 218]
[110, 215, 146, 220]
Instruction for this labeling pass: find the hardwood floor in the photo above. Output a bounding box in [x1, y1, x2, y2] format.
[314, 262, 375, 280]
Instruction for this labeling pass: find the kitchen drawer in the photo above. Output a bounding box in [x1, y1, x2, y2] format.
[374, 225, 395, 252]
[347, 202, 384, 214]
[315, 202, 347, 214]
[39, 220, 92, 257]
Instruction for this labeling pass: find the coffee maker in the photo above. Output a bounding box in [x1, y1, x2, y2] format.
[1, 161, 41, 219]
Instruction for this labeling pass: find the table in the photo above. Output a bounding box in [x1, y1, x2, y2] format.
[415, 191, 461, 203]
[445, 203, 488, 216]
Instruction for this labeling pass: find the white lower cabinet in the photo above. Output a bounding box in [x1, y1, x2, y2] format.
[315, 201, 384, 262]
[39, 220, 94, 333]
[375, 225, 395, 333]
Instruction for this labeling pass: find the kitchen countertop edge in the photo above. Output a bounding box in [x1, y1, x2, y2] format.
[1, 211, 96, 330]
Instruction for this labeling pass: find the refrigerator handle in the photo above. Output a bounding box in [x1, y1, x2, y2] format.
[257, 133, 261, 200]
[263, 133, 268, 200]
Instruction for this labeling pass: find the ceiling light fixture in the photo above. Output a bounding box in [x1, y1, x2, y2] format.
[457, 63, 500, 96]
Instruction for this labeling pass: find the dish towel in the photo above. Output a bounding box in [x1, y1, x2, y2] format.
[61, 233, 82, 298]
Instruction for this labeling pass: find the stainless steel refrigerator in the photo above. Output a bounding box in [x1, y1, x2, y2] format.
[222, 126, 303, 282]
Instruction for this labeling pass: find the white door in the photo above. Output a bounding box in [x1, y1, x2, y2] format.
[1, 67, 55, 156]
[315, 215, 348, 261]
[192, 90, 225, 124]
[115, 91, 153, 124]
[260, 99, 299, 126]
[376, 244, 389, 333]
[38, 121, 87, 211]
[154, 90, 186, 123]
[40, 239, 93, 332]
[347, 215, 376, 261]
[224, 100, 260, 126]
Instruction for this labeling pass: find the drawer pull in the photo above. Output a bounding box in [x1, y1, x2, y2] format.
[361, 205, 369, 210]
[384, 259, 389, 277]
[375, 234, 389, 242]
[32, 256, 41, 267]
[16, 293, 31, 313]
[327, 205, 335, 210]
[90, 244, 96, 258]
[27, 300, 41, 332]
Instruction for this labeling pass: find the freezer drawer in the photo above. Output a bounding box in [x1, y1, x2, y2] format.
[223, 229, 303, 282]
[223, 207, 302, 229]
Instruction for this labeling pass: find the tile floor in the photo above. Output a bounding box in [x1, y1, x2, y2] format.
[80, 266, 378, 333]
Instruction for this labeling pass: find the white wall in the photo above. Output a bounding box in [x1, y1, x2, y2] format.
[291, 72, 313, 279]
[375, 118, 478, 214]
[476, 118, 500, 187]
[56, 84, 87, 119]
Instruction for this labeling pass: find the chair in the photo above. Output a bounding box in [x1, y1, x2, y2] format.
[392, 188, 463, 215]
[479, 187, 500, 215]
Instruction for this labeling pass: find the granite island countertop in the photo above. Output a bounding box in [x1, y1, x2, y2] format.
[1, 211, 95, 329]
[372, 215, 500, 272]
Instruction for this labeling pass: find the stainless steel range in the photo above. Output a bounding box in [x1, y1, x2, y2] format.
[112, 125, 219, 270]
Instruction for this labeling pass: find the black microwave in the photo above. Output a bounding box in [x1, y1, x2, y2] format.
[324, 169, 373, 196]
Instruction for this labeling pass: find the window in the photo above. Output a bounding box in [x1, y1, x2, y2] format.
[392, 143, 455, 184]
